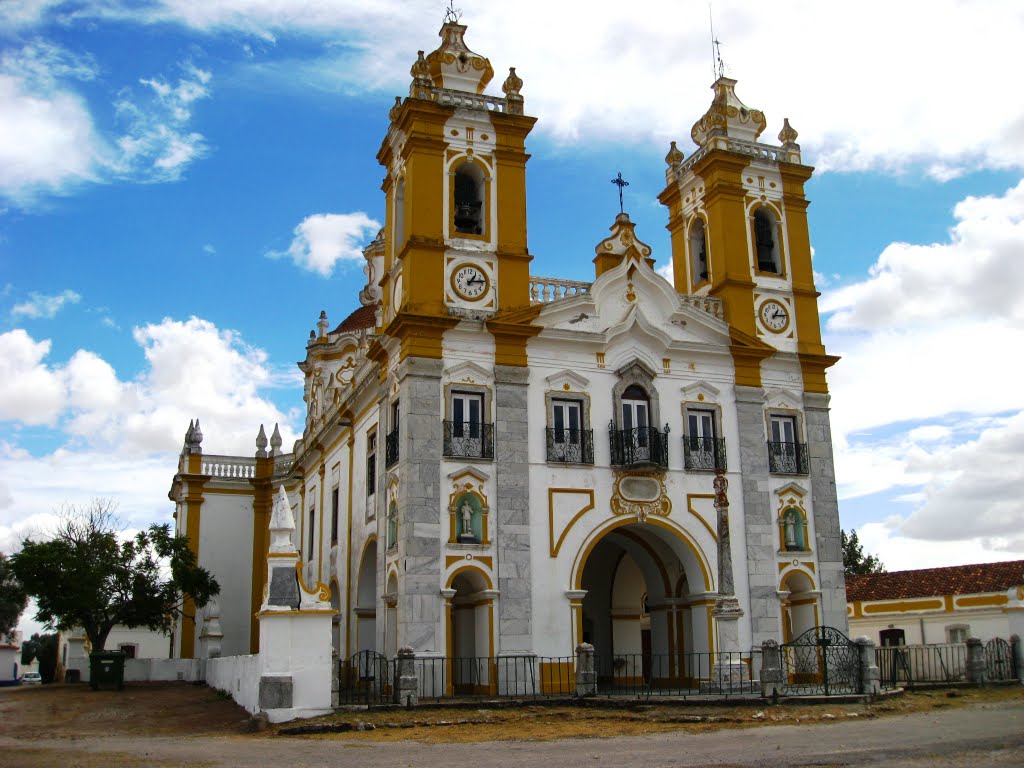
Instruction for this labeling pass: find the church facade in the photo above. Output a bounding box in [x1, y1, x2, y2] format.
[169, 20, 848, 678]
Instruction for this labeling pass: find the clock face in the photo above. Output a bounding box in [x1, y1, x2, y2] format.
[759, 299, 790, 333]
[451, 263, 490, 301]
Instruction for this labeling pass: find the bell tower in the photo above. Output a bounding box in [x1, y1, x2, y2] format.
[658, 77, 836, 392]
[376, 20, 539, 365]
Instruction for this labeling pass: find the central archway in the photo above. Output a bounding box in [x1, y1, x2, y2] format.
[575, 519, 713, 687]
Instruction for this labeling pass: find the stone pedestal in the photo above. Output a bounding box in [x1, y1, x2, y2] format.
[854, 636, 880, 695]
[703, 597, 756, 693]
[966, 637, 987, 685]
[575, 643, 597, 697]
[760, 639, 784, 697]
[393, 646, 418, 707]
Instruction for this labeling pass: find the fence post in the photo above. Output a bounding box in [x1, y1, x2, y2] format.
[1011, 635, 1023, 685]
[394, 646, 418, 707]
[853, 636, 880, 696]
[575, 643, 597, 697]
[760, 639, 784, 698]
[965, 637, 986, 685]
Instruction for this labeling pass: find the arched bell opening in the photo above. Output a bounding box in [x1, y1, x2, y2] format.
[688, 217, 709, 287]
[578, 521, 710, 688]
[355, 538, 377, 654]
[452, 161, 485, 235]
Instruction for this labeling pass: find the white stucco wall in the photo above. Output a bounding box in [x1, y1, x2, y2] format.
[198, 493, 256, 657]
[207, 653, 261, 714]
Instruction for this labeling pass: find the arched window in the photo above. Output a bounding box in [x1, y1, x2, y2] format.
[453, 162, 484, 235]
[689, 218, 708, 285]
[754, 208, 781, 274]
[394, 177, 405, 247]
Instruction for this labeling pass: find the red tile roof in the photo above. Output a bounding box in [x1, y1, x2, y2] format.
[330, 303, 378, 334]
[846, 560, 1024, 602]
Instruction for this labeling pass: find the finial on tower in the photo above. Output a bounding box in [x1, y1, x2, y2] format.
[778, 117, 799, 146]
[270, 423, 283, 456]
[443, 0, 462, 24]
[317, 310, 329, 339]
[255, 424, 268, 458]
[665, 141, 684, 168]
[610, 172, 630, 214]
[502, 67, 524, 115]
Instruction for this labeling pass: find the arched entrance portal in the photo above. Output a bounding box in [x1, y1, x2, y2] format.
[447, 567, 494, 695]
[780, 570, 818, 644]
[579, 521, 711, 687]
[355, 539, 377, 654]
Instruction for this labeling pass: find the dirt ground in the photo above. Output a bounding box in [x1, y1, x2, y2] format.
[0, 681, 1021, 750]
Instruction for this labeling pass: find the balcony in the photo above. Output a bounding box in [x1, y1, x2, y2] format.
[683, 436, 727, 471]
[385, 428, 399, 468]
[609, 425, 669, 469]
[545, 428, 595, 465]
[443, 421, 494, 460]
[767, 441, 809, 475]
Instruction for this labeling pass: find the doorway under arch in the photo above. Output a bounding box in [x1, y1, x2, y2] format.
[355, 539, 377, 654]
[780, 570, 818, 643]
[578, 520, 711, 687]
[447, 567, 494, 695]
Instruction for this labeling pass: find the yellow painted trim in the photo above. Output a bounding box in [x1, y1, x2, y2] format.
[445, 555, 493, 570]
[445, 563, 494, 591]
[344, 431, 355, 658]
[571, 516, 713, 593]
[955, 593, 1008, 608]
[944, 594, 955, 612]
[317, 463, 326, 579]
[685, 494, 718, 542]
[862, 598, 944, 614]
[181, 485, 205, 659]
[548, 488, 595, 557]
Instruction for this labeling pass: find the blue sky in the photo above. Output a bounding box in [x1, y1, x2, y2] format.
[3, 0, 1024, 640]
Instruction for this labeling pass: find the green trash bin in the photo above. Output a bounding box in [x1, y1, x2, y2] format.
[89, 651, 126, 690]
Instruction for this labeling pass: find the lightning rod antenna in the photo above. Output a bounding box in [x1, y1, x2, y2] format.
[709, 4, 725, 80]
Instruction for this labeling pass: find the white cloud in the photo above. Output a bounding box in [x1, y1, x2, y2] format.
[10, 288, 81, 319]
[824, 179, 1024, 566]
[822, 179, 1024, 332]
[0, 330, 66, 425]
[271, 212, 380, 277]
[20, 0, 1019, 177]
[113, 62, 212, 181]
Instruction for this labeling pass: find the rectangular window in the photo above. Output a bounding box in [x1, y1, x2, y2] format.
[767, 413, 807, 474]
[308, 504, 316, 560]
[947, 626, 969, 644]
[684, 408, 725, 471]
[386, 401, 400, 468]
[366, 432, 377, 496]
[118, 644, 137, 659]
[552, 399, 581, 444]
[451, 391, 483, 438]
[546, 397, 593, 464]
[330, 487, 339, 545]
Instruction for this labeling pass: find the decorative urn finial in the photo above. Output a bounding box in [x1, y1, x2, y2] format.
[317, 310, 329, 339]
[665, 140, 684, 167]
[778, 117, 799, 146]
[502, 66, 524, 115]
[269, 423, 283, 456]
[389, 96, 402, 123]
[255, 424, 268, 458]
[410, 50, 433, 98]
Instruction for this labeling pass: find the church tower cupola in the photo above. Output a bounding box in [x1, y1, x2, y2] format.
[690, 77, 766, 146]
[424, 21, 495, 94]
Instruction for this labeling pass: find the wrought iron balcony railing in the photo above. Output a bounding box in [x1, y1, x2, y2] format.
[443, 421, 494, 459]
[767, 441, 809, 475]
[609, 425, 669, 469]
[384, 428, 399, 468]
[683, 436, 727, 471]
[545, 428, 595, 465]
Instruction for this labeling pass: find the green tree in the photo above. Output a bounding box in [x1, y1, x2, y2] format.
[20, 632, 58, 683]
[11, 500, 219, 652]
[842, 528, 885, 576]
[0, 551, 28, 638]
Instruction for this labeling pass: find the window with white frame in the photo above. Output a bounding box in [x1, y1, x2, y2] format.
[444, 387, 492, 459]
[767, 413, 807, 474]
[946, 625, 970, 644]
[684, 407, 725, 471]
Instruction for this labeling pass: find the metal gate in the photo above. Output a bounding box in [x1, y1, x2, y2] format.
[985, 638, 1015, 682]
[781, 626, 861, 695]
[338, 650, 392, 705]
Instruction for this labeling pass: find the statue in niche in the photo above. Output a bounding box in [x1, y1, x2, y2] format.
[456, 494, 480, 543]
[387, 500, 397, 550]
[783, 507, 804, 550]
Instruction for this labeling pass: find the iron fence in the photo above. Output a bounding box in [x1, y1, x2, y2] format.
[875, 643, 967, 690]
[767, 440, 809, 474]
[683, 436, 727, 471]
[384, 428, 399, 467]
[780, 626, 861, 695]
[442, 420, 494, 459]
[594, 651, 761, 698]
[609, 425, 670, 468]
[412, 655, 577, 701]
[545, 428, 595, 464]
[338, 650, 394, 705]
[985, 638, 1017, 682]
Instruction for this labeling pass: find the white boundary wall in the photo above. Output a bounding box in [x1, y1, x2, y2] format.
[124, 658, 201, 682]
[207, 654, 261, 714]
